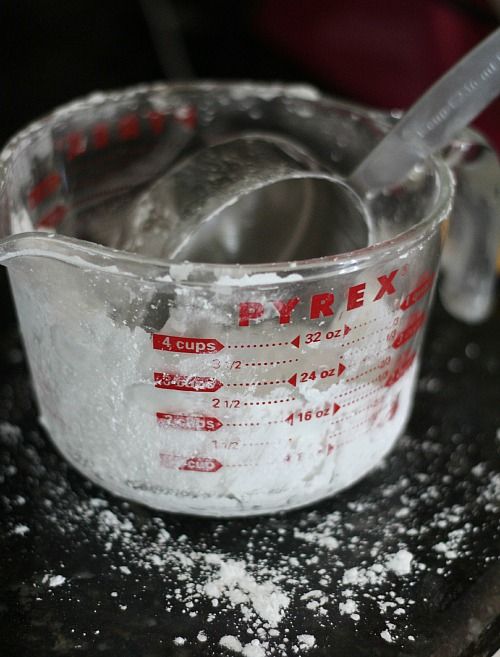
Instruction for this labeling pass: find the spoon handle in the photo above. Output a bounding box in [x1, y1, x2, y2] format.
[350, 27, 500, 193]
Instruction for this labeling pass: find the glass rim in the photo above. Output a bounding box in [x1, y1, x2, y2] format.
[0, 80, 455, 286]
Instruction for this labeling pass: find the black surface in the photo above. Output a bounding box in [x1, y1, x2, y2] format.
[0, 3, 499, 655]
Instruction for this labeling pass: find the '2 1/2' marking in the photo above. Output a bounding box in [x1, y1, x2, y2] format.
[212, 399, 240, 409]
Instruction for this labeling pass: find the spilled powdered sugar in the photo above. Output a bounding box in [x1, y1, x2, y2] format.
[202, 555, 289, 627]
[42, 574, 67, 588]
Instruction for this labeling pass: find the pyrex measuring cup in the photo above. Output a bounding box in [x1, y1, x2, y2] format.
[0, 82, 498, 517]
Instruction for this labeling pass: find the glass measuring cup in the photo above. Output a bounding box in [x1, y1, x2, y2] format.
[0, 82, 498, 517]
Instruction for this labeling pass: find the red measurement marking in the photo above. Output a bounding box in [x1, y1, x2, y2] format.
[28, 173, 61, 208]
[174, 105, 197, 130]
[336, 379, 378, 399]
[392, 311, 426, 349]
[226, 422, 261, 427]
[66, 131, 86, 160]
[56, 106, 193, 166]
[330, 395, 385, 425]
[242, 441, 272, 447]
[346, 364, 381, 383]
[37, 204, 68, 229]
[288, 363, 345, 388]
[147, 110, 166, 135]
[243, 358, 299, 367]
[118, 114, 140, 140]
[355, 318, 380, 328]
[92, 123, 110, 149]
[285, 402, 341, 426]
[154, 372, 222, 393]
[291, 335, 301, 348]
[385, 350, 416, 387]
[227, 379, 287, 387]
[400, 272, 434, 311]
[156, 412, 223, 432]
[304, 325, 352, 346]
[226, 341, 288, 349]
[180, 457, 222, 472]
[342, 388, 380, 407]
[329, 416, 369, 437]
[152, 333, 224, 354]
[159, 453, 223, 472]
[244, 397, 295, 406]
[340, 326, 387, 348]
[388, 394, 400, 420]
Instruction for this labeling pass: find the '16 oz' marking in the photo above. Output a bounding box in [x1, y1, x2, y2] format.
[285, 402, 341, 426]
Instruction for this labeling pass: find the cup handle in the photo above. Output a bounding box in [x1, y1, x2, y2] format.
[439, 128, 500, 323]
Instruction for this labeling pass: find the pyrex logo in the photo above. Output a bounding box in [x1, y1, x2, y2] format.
[238, 269, 399, 327]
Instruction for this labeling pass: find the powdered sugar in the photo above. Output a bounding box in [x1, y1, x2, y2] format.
[201, 555, 289, 627]
[298, 634, 316, 649]
[11, 254, 418, 517]
[339, 598, 358, 617]
[380, 629, 393, 643]
[215, 272, 303, 287]
[43, 574, 66, 588]
[220, 635, 243, 652]
[385, 550, 414, 576]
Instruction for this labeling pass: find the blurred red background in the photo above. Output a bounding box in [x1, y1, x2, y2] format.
[256, 0, 500, 149]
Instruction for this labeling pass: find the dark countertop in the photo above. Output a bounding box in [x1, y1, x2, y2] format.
[0, 291, 499, 657]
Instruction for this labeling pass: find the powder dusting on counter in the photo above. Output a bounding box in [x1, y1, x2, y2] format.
[42, 574, 67, 588]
